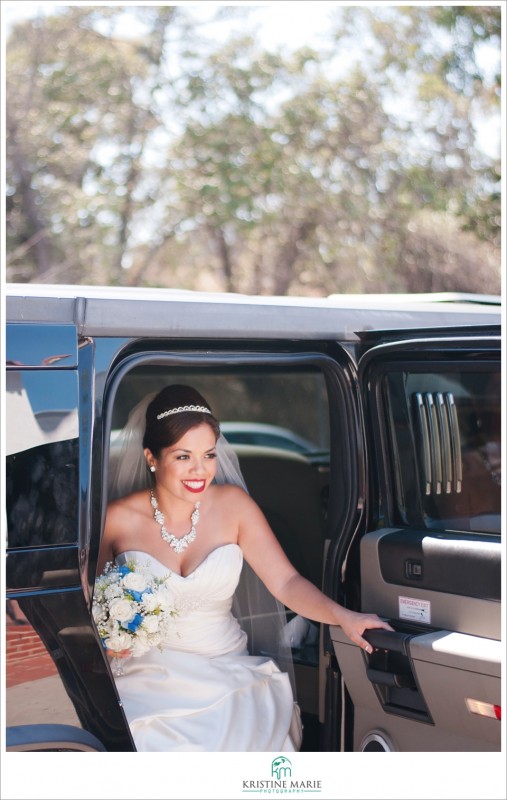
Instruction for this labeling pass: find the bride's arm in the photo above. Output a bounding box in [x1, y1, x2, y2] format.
[96, 492, 144, 574]
[96, 511, 115, 576]
[96, 501, 133, 659]
[235, 489, 393, 652]
[96, 499, 126, 575]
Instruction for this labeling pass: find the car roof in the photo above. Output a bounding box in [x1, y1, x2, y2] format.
[5, 284, 501, 342]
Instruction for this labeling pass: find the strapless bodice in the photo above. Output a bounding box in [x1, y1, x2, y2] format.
[116, 544, 248, 657]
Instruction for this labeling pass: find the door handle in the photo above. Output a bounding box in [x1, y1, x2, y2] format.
[365, 667, 416, 689]
[362, 628, 431, 719]
[363, 628, 412, 655]
[363, 629, 418, 691]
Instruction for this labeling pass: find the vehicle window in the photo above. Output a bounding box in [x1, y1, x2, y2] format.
[111, 367, 330, 456]
[5, 370, 79, 548]
[384, 367, 500, 535]
[6, 440, 79, 548]
[217, 425, 316, 454]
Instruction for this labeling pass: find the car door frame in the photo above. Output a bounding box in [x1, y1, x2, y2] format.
[326, 327, 502, 753]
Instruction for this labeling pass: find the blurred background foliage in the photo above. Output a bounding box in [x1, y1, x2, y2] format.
[5, 3, 501, 295]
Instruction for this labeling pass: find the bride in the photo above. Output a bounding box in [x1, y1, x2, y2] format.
[97, 383, 392, 752]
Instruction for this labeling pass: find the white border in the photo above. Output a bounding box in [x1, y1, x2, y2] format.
[1, 3, 505, 800]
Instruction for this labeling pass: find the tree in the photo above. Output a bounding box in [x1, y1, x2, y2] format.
[333, 4, 501, 247]
[5, 4, 501, 295]
[6, 6, 177, 283]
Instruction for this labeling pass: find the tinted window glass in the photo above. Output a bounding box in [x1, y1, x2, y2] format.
[6, 439, 79, 548]
[385, 368, 500, 534]
[6, 368, 79, 548]
[111, 367, 330, 454]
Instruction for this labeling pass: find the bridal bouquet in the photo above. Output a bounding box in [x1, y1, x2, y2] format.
[93, 559, 179, 674]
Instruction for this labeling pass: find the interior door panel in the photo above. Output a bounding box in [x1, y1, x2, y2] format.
[330, 624, 501, 751]
[361, 529, 501, 639]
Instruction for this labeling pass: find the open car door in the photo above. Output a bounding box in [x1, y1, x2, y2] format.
[330, 329, 501, 752]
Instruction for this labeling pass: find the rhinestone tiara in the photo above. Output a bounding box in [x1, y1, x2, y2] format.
[156, 404, 211, 420]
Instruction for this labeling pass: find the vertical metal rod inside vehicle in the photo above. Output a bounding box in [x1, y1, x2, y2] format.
[414, 393, 432, 495]
[435, 392, 453, 494]
[444, 392, 462, 493]
[424, 392, 442, 495]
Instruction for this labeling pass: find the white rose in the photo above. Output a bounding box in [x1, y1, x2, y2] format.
[109, 598, 136, 623]
[122, 572, 149, 593]
[101, 619, 118, 636]
[153, 586, 175, 611]
[132, 643, 150, 657]
[104, 584, 122, 601]
[142, 615, 160, 634]
[106, 631, 132, 652]
[130, 632, 150, 657]
[142, 588, 160, 610]
[142, 593, 160, 612]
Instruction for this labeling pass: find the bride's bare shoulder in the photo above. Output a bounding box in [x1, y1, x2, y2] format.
[212, 482, 247, 496]
[212, 482, 255, 509]
[106, 490, 149, 523]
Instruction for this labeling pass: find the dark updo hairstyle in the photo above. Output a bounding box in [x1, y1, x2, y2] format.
[143, 384, 221, 457]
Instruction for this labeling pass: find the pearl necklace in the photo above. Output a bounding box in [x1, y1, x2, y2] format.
[150, 490, 201, 554]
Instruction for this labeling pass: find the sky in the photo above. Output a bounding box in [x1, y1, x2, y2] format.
[2, 0, 339, 45]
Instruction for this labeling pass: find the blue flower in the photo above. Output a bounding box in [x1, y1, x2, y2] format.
[122, 613, 143, 632]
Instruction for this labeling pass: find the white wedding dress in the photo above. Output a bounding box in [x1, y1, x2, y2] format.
[114, 545, 301, 752]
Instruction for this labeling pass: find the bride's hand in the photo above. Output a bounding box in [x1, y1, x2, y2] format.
[338, 608, 394, 655]
[106, 647, 132, 659]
